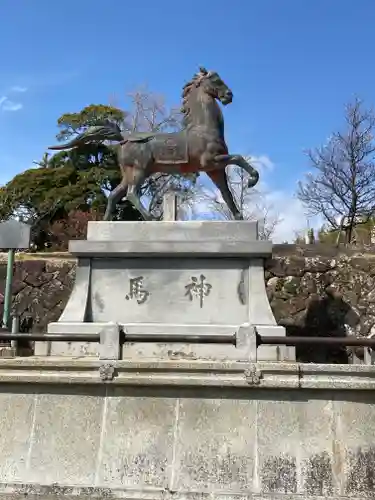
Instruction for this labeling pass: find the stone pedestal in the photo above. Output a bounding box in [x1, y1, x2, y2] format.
[37, 221, 293, 361]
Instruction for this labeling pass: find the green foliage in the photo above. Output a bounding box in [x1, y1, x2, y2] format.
[0, 104, 127, 216]
[0, 164, 106, 220]
[294, 235, 305, 244]
[318, 227, 339, 244]
[0, 104, 140, 250]
[318, 218, 375, 245]
[56, 104, 127, 142]
[0, 96, 196, 248]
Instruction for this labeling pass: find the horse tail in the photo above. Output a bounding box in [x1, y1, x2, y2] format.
[48, 121, 124, 150]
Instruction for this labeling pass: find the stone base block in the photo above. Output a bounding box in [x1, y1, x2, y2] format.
[39, 221, 293, 362]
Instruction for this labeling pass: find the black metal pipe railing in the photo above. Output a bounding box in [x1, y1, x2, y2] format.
[122, 333, 236, 344]
[0, 333, 101, 342]
[0, 332, 236, 344]
[0, 330, 374, 348]
[257, 336, 375, 347]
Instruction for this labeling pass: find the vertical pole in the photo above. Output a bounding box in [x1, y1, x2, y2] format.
[2, 248, 14, 329]
[163, 192, 178, 221]
[11, 315, 19, 353]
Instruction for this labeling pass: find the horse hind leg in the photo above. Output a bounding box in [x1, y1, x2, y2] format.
[104, 165, 150, 221]
[123, 166, 156, 221]
[126, 186, 154, 221]
[104, 179, 129, 221]
[206, 169, 243, 220]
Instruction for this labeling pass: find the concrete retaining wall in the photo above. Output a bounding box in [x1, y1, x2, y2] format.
[0, 358, 374, 499]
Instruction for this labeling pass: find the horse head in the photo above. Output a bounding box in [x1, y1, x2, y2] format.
[196, 66, 233, 105]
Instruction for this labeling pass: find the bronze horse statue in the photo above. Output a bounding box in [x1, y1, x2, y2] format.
[48, 67, 259, 221]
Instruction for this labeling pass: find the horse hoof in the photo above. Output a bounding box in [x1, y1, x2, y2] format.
[235, 214, 244, 221]
[247, 175, 259, 188]
[141, 213, 157, 222]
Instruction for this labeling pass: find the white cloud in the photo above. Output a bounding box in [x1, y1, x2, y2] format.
[0, 99, 22, 112]
[0, 84, 28, 112]
[248, 154, 274, 172]
[241, 155, 323, 242]
[10, 86, 27, 93]
[264, 190, 323, 242]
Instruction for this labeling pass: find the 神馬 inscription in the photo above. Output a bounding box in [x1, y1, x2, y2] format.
[125, 276, 150, 304]
[185, 274, 212, 308]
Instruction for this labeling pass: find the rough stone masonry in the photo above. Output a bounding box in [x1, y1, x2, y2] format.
[1, 244, 374, 362]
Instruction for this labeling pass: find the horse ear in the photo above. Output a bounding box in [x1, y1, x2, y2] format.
[199, 66, 208, 75]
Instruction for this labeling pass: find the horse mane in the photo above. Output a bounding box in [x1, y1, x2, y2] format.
[181, 70, 207, 117]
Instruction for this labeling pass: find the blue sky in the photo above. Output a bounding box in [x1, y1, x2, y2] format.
[1, 0, 375, 239]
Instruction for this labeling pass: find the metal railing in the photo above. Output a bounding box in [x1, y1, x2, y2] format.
[0, 330, 375, 348]
[1, 319, 374, 365]
[259, 336, 375, 348]
[0, 331, 235, 344]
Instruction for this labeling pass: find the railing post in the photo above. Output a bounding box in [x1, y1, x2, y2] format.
[99, 322, 121, 360]
[237, 324, 258, 362]
[2, 249, 15, 329]
[11, 316, 19, 354]
[363, 347, 375, 365]
[163, 192, 178, 221]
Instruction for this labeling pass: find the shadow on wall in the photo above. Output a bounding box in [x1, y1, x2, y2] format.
[16, 316, 34, 356]
[280, 288, 360, 363]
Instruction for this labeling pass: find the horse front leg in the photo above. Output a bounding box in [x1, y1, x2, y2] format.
[214, 154, 260, 188]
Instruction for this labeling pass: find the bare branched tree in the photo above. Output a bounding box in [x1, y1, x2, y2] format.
[194, 162, 282, 239]
[124, 88, 182, 133]
[297, 98, 375, 244]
